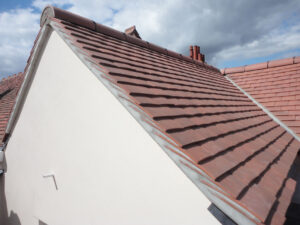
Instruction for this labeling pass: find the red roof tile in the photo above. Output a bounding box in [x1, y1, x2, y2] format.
[224, 57, 300, 139]
[0, 73, 24, 144]
[19, 6, 300, 224]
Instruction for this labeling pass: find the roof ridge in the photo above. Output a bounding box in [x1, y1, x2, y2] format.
[221, 56, 300, 75]
[41, 5, 220, 73]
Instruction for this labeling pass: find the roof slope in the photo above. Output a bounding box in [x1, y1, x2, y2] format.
[222, 57, 300, 139]
[0, 73, 24, 144]
[13, 6, 300, 225]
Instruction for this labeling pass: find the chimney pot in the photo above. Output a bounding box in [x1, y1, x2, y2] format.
[193, 46, 198, 60]
[201, 54, 205, 62]
[189, 45, 205, 62]
[190, 46, 193, 58]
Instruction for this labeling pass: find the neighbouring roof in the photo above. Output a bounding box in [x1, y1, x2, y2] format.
[124, 25, 141, 39]
[0, 73, 24, 144]
[222, 57, 300, 138]
[8, 6, 300, 225]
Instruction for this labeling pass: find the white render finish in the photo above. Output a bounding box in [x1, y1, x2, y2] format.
[1, 31, 219, 225]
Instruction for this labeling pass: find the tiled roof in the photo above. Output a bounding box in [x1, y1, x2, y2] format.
[222, 57, 300, 138]
[21, 6, 300, 224]
[0, 73, 24, 144]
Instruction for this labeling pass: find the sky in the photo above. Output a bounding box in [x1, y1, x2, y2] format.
[1, 0, 300, 79]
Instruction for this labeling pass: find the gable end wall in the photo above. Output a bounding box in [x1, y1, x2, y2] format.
[1, 30, 218, 225]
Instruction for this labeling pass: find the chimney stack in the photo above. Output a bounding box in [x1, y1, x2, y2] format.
[189, 45, 205, 63]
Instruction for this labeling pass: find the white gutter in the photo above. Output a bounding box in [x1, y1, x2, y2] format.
[226, 75, 300, 142]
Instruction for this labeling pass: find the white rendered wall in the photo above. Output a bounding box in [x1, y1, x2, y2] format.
[2, 31, 219, 225]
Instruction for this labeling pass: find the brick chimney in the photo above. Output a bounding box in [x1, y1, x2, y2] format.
[189, 45, 205, 62]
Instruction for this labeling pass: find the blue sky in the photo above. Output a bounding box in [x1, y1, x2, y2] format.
[0, 0, 32, 12]
[1, 0, 300, 79]
[219, 48, 300, 69]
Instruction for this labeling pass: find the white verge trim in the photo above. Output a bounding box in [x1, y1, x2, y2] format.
[226, 75, 300, 142]
[5, 25, 53, 138]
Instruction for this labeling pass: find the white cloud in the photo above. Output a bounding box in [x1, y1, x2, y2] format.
[33, 0, 125, 22]
[108, 0, 300, 67]
[0, 8, 40, 79]
[32, 0, 300, 64]
[1, 0, 300, 78]
[32, 0, 74, 11]
[212, 23, 300, 66]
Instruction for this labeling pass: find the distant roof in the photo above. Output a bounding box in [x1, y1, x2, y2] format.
[10, 6, 300, 225]
[124, 25, 141, 39]
[222, 57, 300, 137]
[0, 73, 24, 144]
